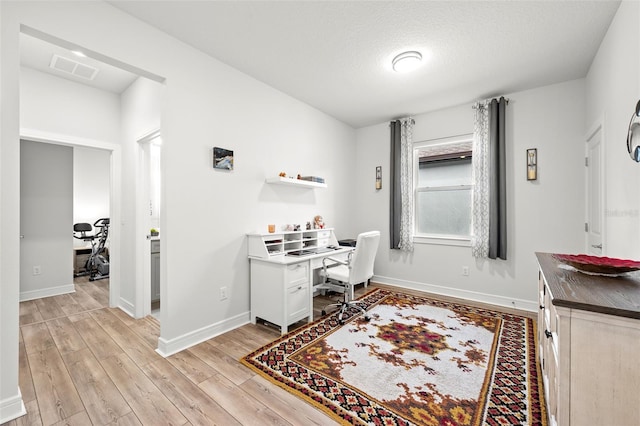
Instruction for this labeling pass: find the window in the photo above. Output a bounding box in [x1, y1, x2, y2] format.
[414, 135, 473, 243]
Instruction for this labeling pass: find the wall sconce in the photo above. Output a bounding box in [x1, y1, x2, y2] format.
[375, 166, 382, 190]
[527, 148, 537, 181]
[626, 100, 640, 162]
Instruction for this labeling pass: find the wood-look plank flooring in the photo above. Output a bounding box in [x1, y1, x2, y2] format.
[4, 279, 534, 426]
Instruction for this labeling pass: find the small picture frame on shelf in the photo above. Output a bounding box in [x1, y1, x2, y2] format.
[213, 147, 234, 170]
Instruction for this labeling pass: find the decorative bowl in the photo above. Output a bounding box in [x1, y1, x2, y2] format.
[553, 253, 640, 275]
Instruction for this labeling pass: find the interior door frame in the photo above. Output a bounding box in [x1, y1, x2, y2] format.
[136, 128, 160, 318]
[20, 127, 122, 307]
[584, 117, 605, 254]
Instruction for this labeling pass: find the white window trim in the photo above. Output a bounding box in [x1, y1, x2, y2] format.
[414, 235, 471, 246]
[413, 134, 473, 246]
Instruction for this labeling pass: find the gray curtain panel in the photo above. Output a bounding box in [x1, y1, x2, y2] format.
[488, 97, 507, 260]
[389, 120, 402, 249]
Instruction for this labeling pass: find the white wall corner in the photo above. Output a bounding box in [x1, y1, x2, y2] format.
[118, 297, 136, 318]
[0, 391, 26, 424]
[19, 284, 74, 302]
[156, 311, 251, 357]
[373, 275, 538, 313]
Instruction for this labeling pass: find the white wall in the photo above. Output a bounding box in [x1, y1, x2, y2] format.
[585, 0, 640, 259]
[73, 146, 110, 248]
[1, 2, 357, 414]
[120, 76, 163, 311]
[355, 79, 586, 308]
[20, 140, 73, 300]
[20, 66, 121, 143]
[1, 4, 25, 421]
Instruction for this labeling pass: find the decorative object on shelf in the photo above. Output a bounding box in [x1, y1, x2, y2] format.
[150, 228, 159, 236]
[626, 99, 640, 162]
[293, 224, 301, 231]
[553, 253, 640, 276]
[526, 148, 537, 181]
[213, 147, 234, 170]
[306, 221, 311, 230]
[314, 215, 324, 229]
[279, 171, 286, 177]
[285, 224, 294, 231]
[299, 175, 325, 183]
[268, 224, 275, 233]
[375, 166, 382, 190]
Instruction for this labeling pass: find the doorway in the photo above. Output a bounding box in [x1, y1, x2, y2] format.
[585, 121, 604, 255]
[19, 132, 122, 306]
[19, 27, 165, 321]
[137, 130, 162, 319]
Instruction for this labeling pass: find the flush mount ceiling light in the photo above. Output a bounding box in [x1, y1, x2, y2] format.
[392, 51, 423, 73]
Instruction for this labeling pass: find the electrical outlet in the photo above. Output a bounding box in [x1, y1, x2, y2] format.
[220, 286, 228, 300]
[462, 266, 469, 276]
[33, 266, 41, 275]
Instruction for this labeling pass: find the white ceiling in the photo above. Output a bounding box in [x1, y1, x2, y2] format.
[20, 32, 139, 94]
[23, 1, 621, 128]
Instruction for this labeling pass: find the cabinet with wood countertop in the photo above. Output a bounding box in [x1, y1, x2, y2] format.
[536, 252, 640, 426]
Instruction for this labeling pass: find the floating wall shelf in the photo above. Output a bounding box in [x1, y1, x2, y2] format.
[265, 177, 327, 189]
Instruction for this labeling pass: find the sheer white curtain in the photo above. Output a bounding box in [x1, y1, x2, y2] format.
[398, 118, 414, 252]
[471, 102, 490, 258]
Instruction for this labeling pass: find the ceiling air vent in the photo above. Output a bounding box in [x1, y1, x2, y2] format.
[49, 54, 99, 80]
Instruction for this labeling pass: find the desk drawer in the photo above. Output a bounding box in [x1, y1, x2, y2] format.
[287, 263, 309, 285]
[317, 230, 331, 239]
[287, 282, 310, 322]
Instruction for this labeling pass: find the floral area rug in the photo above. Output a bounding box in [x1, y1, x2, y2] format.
[241, 289, 547, 425]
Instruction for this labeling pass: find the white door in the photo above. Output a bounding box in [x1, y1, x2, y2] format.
[586, 125, 603, 255]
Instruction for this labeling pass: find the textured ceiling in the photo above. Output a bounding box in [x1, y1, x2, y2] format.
[109, 1, 618, 127]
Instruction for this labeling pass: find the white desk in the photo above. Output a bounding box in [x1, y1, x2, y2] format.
[249, 247, 352, 335]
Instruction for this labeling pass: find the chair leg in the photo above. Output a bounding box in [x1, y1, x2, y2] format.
[321, 302, 342, 316]
[322, 291, 370, 324]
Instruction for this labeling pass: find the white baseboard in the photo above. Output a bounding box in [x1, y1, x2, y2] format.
[372, 275, 538, 313]
[19, 284, 75, 302]
[0, 390, 26, 424]
[156, 311, 251, 357]
[118, 297, 135, 318]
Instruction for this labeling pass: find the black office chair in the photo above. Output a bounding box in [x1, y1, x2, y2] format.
[319, 230, 380, 324]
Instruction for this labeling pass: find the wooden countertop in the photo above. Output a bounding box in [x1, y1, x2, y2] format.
[536, 252, 640, 319]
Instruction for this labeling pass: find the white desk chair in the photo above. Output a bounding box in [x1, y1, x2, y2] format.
[319, 230, 380, 324]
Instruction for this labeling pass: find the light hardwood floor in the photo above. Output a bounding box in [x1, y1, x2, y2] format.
[4, 279, 534, 426]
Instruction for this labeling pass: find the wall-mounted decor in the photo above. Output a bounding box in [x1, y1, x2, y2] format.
[527, 148, 537, 181]
[375, 166, 382, 190]
[626, 99, 640, 162]
[213, 147, 234, 170]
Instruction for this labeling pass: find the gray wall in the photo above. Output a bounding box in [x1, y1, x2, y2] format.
[20, 140, 73, 299]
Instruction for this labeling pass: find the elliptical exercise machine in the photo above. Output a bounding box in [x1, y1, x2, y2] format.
[73, 218, 110, 281]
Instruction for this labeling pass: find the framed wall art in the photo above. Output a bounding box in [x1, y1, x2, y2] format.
[213, 147, 234, 170]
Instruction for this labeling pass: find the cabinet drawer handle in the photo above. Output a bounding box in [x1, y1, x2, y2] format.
[539, 304, 544, 310]
[544, 330, 552, 339]
[298, 286, 302, 290]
